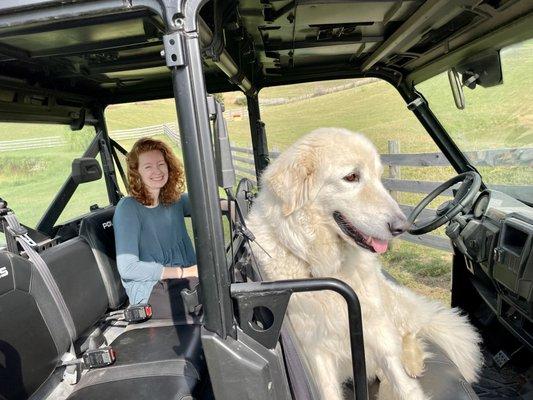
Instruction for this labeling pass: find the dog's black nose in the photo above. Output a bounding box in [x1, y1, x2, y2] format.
[388, 217, 408, 236]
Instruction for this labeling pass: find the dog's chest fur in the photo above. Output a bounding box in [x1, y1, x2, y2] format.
[247, 204, 397, 358]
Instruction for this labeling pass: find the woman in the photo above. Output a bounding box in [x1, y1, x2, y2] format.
[114, 137, 198, 320]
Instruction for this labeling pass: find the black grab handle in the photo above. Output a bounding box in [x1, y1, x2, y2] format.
[231, 278, 368, 400]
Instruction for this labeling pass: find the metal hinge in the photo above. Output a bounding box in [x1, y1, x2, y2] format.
[162, 32, 187, 67]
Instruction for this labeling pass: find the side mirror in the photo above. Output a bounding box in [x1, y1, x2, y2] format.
[72, 158, 102, 184]
[448, 68, 465, 110]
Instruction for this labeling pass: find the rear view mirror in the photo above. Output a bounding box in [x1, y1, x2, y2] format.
[457, 50, 503, 88]
[448, 68, 465, 110]
[448, 50, 503, 110]
[72, 158, 102, 184]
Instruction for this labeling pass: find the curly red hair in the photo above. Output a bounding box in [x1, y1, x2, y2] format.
[127, 137, 185, 206]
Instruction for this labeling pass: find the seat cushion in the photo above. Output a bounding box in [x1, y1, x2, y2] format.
[67, 325, 204, 400]
[110, 324, 203, 367]
[67, 375, 198, 400]
[419, 342, 479, 400]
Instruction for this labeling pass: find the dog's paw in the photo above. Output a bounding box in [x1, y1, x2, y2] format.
[402, 352, 425, 378]
[401, 333, 426, 378]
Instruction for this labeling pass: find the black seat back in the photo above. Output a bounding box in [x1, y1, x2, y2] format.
[40, 237, 109, 340]
[0, 251, 70, 400]
[79, 207, 126, 310]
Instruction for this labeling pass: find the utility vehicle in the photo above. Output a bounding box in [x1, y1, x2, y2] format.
[0, 1, 531, 399]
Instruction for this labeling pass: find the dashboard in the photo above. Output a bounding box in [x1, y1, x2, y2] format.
[446, 190, 533, 348]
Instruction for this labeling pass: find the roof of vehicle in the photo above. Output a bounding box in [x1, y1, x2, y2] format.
[0, 0, 532, 118]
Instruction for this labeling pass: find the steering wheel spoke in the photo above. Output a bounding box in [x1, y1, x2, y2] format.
[411, 216, 437, 229]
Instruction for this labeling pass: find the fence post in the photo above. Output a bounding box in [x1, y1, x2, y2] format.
[388, 140, 401, 249]
[388, 140, 401, 201]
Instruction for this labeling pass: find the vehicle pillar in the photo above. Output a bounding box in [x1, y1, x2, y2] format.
[94, 108, 122, 206]
[163, 0, 234, 339]
[246, 94, 270, 181]
[397, 81, 480, 177]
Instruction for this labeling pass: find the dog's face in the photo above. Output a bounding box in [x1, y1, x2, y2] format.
[263, 128, 408, 254]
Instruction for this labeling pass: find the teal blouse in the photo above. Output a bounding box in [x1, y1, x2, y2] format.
[113, 194, 196, 304]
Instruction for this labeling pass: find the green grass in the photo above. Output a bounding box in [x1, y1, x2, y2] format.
[381, 241, 452, 304]
[102, 79, 366, 129]
[1, 41, 532, 305]
[417, 42, 533, 150]
[105, 100, 178, 131]
[228, 81, 432, 151]
[0, 147, 108, 224]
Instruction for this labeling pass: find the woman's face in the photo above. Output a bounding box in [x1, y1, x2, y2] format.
[137, 150, 169, 193]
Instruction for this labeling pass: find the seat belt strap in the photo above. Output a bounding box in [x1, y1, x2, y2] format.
[2, 212, 77, 348]
[2, 203, 84, 383]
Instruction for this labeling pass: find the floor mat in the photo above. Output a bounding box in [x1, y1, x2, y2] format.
[474, 350, 532, 399]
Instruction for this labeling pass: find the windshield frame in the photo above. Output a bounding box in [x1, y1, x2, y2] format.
[413, 40, 533, 205]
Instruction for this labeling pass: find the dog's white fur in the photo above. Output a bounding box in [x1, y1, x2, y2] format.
[246, 128, 482, 400]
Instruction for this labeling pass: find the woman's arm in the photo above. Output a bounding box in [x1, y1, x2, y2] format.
[114, 200, 164, 281]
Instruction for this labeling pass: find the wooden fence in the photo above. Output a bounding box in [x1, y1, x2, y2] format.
[230, 142, 533, 253]
[0, 123, 180, 152]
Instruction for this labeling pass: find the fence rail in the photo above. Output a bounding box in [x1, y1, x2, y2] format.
[0, 136, 64, 152]
[231, 143, 533, 253]
[381, 147, 532, 167]
[0, 123, 180, 152]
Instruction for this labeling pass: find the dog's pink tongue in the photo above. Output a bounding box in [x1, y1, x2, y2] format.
[369, 237, 388, 254]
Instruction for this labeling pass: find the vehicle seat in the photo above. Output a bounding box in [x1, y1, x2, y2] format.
[66, 324, 205, 400]
[78, 206, 126, 310]
[39, 224, 207, 400]
[0, 251, 71, 400]
[0, 245, 207, 400]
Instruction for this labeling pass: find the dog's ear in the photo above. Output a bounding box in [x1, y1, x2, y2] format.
[263, 146, 317, 216]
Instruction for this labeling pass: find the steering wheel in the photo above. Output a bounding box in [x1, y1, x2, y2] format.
[408, 171, 482, 235]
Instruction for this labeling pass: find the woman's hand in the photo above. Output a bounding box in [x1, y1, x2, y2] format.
[161, 264, 198, 280]
[182, 264, 198, 278]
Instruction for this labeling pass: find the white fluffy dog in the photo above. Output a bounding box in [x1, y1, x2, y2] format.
[246, 128, 482, 400]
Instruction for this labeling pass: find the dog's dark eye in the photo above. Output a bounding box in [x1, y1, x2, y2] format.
[343, 172, 360, 182]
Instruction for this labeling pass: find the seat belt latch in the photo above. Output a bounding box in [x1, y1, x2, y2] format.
[82, 347, 116, 369]
[123, 304, 152, 323]
[61, 352, 82, 385]
[5, 224, 38, 248]
[181, 285, 202, 314]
